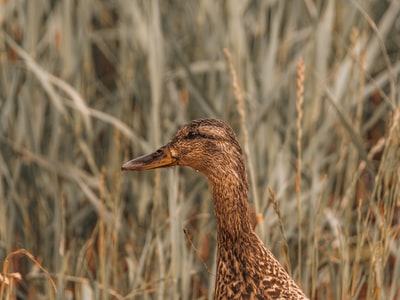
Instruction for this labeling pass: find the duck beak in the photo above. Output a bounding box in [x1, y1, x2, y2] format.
[121, 145, 177, 171]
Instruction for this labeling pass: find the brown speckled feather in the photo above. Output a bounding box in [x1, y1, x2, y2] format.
[122, 118, 308, 299]
[216, 231, 307, 299]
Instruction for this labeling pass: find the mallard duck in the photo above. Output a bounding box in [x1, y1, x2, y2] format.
[122, 118, 308, 299]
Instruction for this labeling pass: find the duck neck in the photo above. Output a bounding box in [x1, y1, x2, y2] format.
[208, 164, 252, 240]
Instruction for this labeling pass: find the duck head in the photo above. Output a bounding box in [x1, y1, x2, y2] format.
[121, 118, 245, 179]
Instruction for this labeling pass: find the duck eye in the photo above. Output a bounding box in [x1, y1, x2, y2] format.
[187, 131, 198, 139]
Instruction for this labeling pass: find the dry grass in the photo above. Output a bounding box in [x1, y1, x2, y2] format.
[0, 1, 399, 299]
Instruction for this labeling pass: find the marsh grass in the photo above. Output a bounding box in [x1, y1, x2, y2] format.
[0, 1, 399, 299]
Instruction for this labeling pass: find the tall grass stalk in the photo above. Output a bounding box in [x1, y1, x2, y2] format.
[296, 56, 304, 282]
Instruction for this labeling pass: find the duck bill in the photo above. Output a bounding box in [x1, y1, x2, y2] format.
[121, 146, 177, 171]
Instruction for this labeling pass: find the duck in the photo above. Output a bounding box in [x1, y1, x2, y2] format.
[122, 118, 308, 299]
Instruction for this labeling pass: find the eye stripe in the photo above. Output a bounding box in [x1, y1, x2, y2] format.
[185, 131, 216, 140]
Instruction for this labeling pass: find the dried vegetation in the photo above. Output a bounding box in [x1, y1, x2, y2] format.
[0, 1, 399, 299]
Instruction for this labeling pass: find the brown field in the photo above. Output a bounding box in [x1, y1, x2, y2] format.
[0, 1, 399, 299]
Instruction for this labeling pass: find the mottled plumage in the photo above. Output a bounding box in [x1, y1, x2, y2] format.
[122, 118, 308, 299]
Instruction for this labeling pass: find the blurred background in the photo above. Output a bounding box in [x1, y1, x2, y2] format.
[0, 0, 399, 299]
